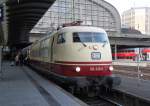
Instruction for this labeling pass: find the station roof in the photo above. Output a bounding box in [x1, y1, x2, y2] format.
[6, 0, 55, 48]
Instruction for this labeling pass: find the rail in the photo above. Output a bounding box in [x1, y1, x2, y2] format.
[99, 95, 122, 106]
[78, 95, 122, 106]
[111, 89, 150, 106]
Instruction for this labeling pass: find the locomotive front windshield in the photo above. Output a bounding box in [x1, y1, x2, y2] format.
[73, 32, 108, 43]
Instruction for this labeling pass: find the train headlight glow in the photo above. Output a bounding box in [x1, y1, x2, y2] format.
[76, 67, 80, 72]
[109, 66, 113, 71]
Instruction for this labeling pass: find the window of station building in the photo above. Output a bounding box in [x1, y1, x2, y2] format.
[57, 33, 66, 44]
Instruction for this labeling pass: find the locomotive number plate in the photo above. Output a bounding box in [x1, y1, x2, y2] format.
[91, 52, 101, 60]
[90, 67, 103, 71]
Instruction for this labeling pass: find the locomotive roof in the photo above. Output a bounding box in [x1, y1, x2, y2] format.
[31, 26, 107, 46]
[58, 26, 106, 33]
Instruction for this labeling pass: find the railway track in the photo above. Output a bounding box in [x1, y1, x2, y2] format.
[76, 94, 122, 106]
[98, 95, 122, 106]
[72, 87, 150, 106]
[113, 65, 150, 80]
[114, 65, 150, 73]
[71, 87, 123, 106]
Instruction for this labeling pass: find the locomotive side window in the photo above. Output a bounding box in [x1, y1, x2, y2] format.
[30, 43, 40, 58]
[40, 39, 49, 57]
[57, 33, 65, 44]
[73, 32, 108, 43]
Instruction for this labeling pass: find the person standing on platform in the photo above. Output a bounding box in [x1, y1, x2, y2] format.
[19, 52, 24, 66]
[15, 52, 20, 66]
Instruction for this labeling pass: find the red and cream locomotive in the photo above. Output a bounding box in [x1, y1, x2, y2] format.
[27, 25, 120, 90]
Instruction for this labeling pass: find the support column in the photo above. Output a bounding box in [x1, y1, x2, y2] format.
[0, 46, 2, 78]
[114, 44, 117, 60]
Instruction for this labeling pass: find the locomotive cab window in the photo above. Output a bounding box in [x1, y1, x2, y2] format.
[57, 33, 65, 44]
[73, 32, 108, 43]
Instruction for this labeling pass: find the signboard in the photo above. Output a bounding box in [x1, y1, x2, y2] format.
[0, 5, 3, 21]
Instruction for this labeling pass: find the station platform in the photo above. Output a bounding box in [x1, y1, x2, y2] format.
[113, 60, 148, 67]
[0, 61, 87, 106]
[114, 74, 150, 101]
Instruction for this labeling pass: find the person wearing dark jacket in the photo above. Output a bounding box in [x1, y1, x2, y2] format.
[19, 53, 24, 66]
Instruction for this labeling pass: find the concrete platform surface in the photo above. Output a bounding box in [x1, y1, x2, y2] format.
[113, 60, 148, 67]
[114, 75, 150, 101]
[0, 61, 87, 106]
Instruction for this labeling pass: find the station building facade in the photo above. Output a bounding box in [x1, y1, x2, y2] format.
[122, 7, 150, 35]
[30, 0, 121, 42]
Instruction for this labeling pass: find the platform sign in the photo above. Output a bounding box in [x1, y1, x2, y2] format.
[0, 5, 3, 22]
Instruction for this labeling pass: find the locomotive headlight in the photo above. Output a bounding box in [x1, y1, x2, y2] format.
[109, 66, 113, 71]
[76, 67, 80, 72]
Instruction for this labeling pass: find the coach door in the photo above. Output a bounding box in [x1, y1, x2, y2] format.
[51, 37, 54, 61]
[49, 36, 53, 71]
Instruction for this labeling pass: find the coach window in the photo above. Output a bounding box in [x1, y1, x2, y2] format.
[57, 33, 65, 44]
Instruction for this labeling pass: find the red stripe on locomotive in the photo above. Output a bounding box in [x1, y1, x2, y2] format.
[30, 60, 112, 77]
